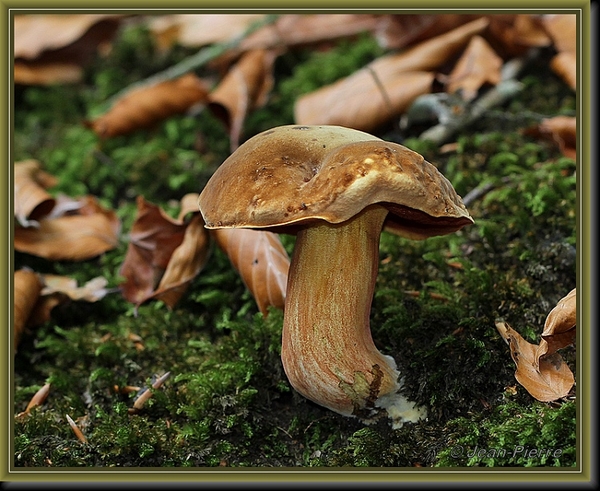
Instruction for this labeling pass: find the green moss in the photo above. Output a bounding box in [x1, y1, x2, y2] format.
[435, 400, 576, 467]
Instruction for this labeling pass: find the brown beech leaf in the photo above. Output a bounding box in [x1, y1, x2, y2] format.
[208, 49, 279, 151]
[525, 116, 576, 160]
[86, 73, 210, 138]
[238, 14, 381, 52]
[14, 160, 58, 227]
[14, 269, 44, 351]
[550, 52, 576, 90]
[210, 228, 290, 316]
[485, 14, 551, 58]
[537, 288, 576, 359]
[119, 196, 187, 304]
[14, 14, 122, 85]
[14, 195, 121, 261]
[147, 14, 267, 52]
[496, 321, 574, 402]
[119, 194, 209, 309]
[138, 213, 210, 309]
[543, 14, 576, 90]
[543, 14, 576, 54]
[294, 17, 488, 130]
[296, 70, 434, 131]
[374, 14, 481, 50]
[446, 35, 503, 101]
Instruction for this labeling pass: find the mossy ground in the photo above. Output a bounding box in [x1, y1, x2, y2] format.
[12, 22, 577, 471]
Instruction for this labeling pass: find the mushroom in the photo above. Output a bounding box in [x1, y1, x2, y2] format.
[198, 125, 474, 428]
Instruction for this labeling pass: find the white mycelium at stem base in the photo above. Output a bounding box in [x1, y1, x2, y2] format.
[280, 204, 426, 428]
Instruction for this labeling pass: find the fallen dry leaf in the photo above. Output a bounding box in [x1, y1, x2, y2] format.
[119, 194, 209, 309]
[86, 73, 210, 138]
[208, 49, 280, 151]
[147, 13, 267, 52]
[14, 160, 58, 227]
[119, 196, 188, 304]
[14, 14, 122, 85]
[294, 17, 488, 130]
[295, 70, 435, 131]
[543, 14, 577, 90]
[374, 14, 481, 50]
[537, 288, 576, 359]
[485, 14, 551, 58]
[138, 213, 210, 309]
[238, 14, 381, 52]
[14, 195, 121, 261]
[14, 269, 44, 351]
[496, 320, 574, 402]
[211, 228, 289, 316]
[525, 115, 576, 160]
[542, 14, 577, 54]
[550, 52, 576, 90]
[14, 270, 113, 350]
[446, 35, 503, 101]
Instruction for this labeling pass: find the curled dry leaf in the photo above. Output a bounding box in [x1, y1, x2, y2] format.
[139, 213, 210, 309]
[525, 116, 576, 160]
[147, 13, 267, 52]
[14, 160, 58, 227]
[485, 14, 551, 58]
[295, 70, 435, 132]
[294, 17, 489, 131]
[210, 228, 290, 316]
[86, 73, 210, 138]
[14, 269, 44, 352]
[446, 35, 503, 101]
[537, 288, 576, 359]
[14, 195, 121, 261]
[238, 14, 381, 52]
[208, 49, 279, 151]
[542, 14, 577, 90]
[14, 270, 112, 350]
[496, 321, 574, 402]
[375, 14, 481, 50]
[119, 194, 209, 309]
[14, 14, 122, 85]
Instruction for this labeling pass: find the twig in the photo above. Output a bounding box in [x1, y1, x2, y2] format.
[417, 49, 540, 145]
[462, 176, 512, 207]
[66, 414, 88, 444]
[128, 371, 171, 414]
[104, 14, 279, 109]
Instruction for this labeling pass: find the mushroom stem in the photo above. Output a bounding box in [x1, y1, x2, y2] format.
[281, 205, 425, 426]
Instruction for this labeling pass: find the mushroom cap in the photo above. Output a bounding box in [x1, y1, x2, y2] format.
[199, 125, 474, 239]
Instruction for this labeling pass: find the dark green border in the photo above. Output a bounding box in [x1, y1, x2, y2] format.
[2, 0, 593, 484]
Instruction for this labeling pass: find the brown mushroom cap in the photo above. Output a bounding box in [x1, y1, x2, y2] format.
[199, 125, 473, 239]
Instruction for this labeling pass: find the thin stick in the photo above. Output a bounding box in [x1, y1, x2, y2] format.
[129, 371, 172, 414]
[418, 50, 539, 145]
[462, 176, 512, 207]
[66, 414, 88, 444]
